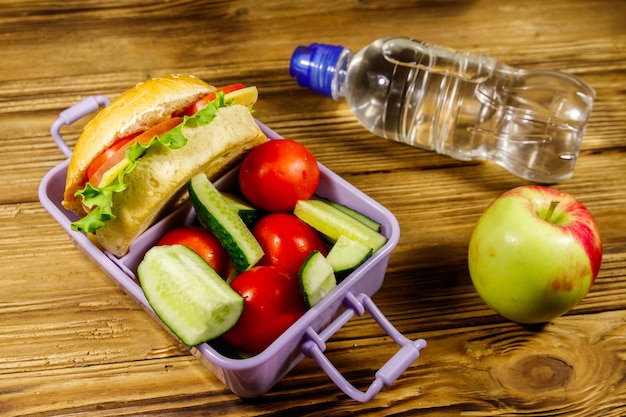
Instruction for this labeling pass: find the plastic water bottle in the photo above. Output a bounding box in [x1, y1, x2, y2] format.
[289, 37, 595, 183]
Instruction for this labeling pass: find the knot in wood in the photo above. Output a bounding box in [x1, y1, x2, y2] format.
[499, 355, 573, 394]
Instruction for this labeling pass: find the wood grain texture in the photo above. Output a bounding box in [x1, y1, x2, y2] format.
[1, 0, 625, 415]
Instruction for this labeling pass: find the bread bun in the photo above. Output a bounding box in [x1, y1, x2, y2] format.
[62, 75, 267, 257]
[64, 75, 214, 213]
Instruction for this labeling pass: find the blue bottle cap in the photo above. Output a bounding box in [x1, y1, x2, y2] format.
[290, 43, 346, 98]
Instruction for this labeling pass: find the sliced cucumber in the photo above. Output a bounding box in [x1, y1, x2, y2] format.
[220, 191, 263, 227]
[299, 250, 336, 308]
[313, 196, 381, 232]
[137, 245, 243, 346]
[189, 173, 264, 273]
[326, 235, 373, 282]
[294, 199, 388, 252]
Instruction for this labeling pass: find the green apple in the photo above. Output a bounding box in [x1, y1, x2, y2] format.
[468, 185, 602, 324]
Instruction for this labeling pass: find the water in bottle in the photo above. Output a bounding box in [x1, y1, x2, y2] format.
[290, 37, 595, 183]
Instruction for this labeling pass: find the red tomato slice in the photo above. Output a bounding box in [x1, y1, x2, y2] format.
[86, 134, 137, 181]
[182, 83, 245, 116]
[87, 117, 183, 186]
[157, 226, 230, 278]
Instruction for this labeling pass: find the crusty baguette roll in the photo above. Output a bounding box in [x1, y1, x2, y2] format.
[62, 75, 267, 257]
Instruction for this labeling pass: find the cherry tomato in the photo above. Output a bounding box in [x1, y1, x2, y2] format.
[221, 266, 306, 353]
[238, 139, 320, 212]
[252, 213, 327, 279]
[157, 226, 230, 278]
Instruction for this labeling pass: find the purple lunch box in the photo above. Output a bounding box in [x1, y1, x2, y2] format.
[39, 96, 426, 402]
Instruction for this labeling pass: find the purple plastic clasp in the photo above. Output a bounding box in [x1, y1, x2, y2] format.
[301, 292, 427, 402]
[50, 95, 110, 158]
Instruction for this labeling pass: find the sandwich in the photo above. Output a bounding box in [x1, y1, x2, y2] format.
[62, 74, 267, 257]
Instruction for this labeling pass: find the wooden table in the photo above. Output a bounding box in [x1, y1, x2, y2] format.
[2, 1, 624, 415]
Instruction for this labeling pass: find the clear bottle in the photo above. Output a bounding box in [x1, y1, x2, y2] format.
[289, 37, 595, 183]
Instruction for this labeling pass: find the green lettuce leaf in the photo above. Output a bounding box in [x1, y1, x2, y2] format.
[70, 93, 228, 233]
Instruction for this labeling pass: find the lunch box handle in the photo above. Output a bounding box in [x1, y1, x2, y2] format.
[301, 291, 427, 402]
[50, 95, 110, 158]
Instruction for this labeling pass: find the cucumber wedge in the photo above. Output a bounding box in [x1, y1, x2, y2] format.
[294, 199, 387, 252]
[299, 250, 336, 308]
[189, 173, 264, 273]
[137, 245, 243, 346]
[313, 196, 381, 232]
[220, 192, 264, 227]
[326, 235, 373, 282]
